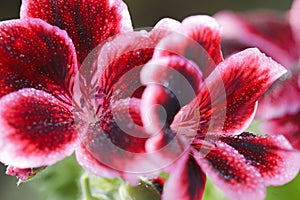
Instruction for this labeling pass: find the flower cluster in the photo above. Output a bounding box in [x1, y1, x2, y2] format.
[0, 0, 299, 200]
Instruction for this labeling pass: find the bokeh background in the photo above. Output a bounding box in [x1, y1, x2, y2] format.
[0, 0, 297, 199]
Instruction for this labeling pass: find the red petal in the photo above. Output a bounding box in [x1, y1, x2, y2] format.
[219, 132, 299, 186]
[176, 48, 286, 136]
[215, 11, 298, 67]
[153, 15, 222, 78]
[0, 88, 77, 168]
[162, 154, 206, 200]
[0, 18, 77, 103]
[140, 55, 203, 133]
[77, 98, 171, 180]
[261, 112, 300, 150]
[21, 0, 132, 63]
[74, 21, 181, 117]
[196, 141, 266, 200]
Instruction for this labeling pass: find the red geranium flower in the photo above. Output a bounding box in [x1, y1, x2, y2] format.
[139, 15, 299, 200]
[215, 0, 300, 149]
[0, 0, 188, 182]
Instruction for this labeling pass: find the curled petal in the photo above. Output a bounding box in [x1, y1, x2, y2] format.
[176, 48, 286, 136]
[6, 165, 46, 181]
[153, 15, 222, 77]
[261, 112, 300, 150]
[162, 153, 206, 200]
[21, 0, 133, 63]
[141, 55, 203, 133]
[0, 18, 77, 103]
[219, 132, 299, 186]
[0, 88, 77, 168]
[215, 11, 298, 66]
[196, 141, 265, 200]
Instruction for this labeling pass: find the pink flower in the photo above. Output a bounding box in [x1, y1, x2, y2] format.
[215, 0, 300, 149]
[139, 15, 299, 200]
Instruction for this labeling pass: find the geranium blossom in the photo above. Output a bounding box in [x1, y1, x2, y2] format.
[0, 0, 197, 183]
[139, 15, 299, 200]
[214, 0, 300, 149]
[0, 0, 132, 179]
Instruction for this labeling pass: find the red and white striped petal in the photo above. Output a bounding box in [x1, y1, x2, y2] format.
[77, 98, 173, 182]
[21, 0, 133, 63]
[0, 88, 77, 168]
[153, 15, 223, 78]
[261, 111, 300, 150]
[176, 48, 286, 136]
[0, 18, 77, 103]
[219, 132, 299, 186]
[162, 153, 206, 200]
[140, 55, 203, 134]
[215, 11, 298, 66]
[75, 21, 182, 117]
[196, 141, 265, 200]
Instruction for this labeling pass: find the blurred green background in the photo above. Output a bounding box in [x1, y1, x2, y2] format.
[0, 0, 298, 200]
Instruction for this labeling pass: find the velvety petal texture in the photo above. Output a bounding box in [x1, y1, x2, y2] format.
[0, 89, 77, 168]
[21, 0, 133, 63]
[197, 140, 265, 200]
[0, 18, 77, 104]
[176, 48, 286, 136]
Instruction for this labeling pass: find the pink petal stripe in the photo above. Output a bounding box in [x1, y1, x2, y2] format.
[21, 0, 133, 63]
[0, 88, 77, 168]
[197, 141, 265, 200]
[0, 18, 77, 104]
[215, 11, 298, 67]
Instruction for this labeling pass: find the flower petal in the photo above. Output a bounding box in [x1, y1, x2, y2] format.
[162, 154, 206, 200]
[175, 48, 287, 136]
[0, 88, 77, 168]
[153, 15, 222, 78]
[0, 18, 77, 103]
[140, 55, 203, 134]
[21, 0, 133, 63]
[261, 111, 300, 150]
[256, 67, 300, 119]
[290, 0, 300, 50]
[215, 11, 298, 66]
[196, 141, 265, 200]
[219, 132, 299, 186]
[74, 21, 181, 117]
[77, 98, 174, 182]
